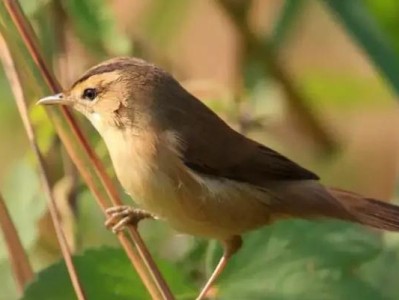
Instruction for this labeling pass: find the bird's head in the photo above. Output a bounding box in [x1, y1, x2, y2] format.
[37, 57, 178, 133]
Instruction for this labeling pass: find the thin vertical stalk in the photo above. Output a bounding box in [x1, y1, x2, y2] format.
[0, 193, 33, 295]
[0, 31, 87, 300]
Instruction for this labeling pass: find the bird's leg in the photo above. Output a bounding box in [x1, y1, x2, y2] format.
[196, 235, 242, 300]
[105, 205, 155, 233]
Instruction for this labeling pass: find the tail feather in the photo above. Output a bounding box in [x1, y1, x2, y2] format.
[328, 188, 399, 232]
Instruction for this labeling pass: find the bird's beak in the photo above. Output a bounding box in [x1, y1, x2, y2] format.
[36, 93, 70, 106]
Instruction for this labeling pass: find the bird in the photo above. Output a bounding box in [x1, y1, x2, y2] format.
[38, 57, 399, 299]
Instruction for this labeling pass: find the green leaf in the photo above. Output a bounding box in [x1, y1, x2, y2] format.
[214, 220, 390, 300]
[22, 247, 196, 300]
[322, 0, 399, 97]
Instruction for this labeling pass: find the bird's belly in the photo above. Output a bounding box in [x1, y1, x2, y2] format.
[125, 170, 272, 239]
[165, 196, 271, 239]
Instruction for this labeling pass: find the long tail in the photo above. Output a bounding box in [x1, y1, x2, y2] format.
[327, 187, 399, 231]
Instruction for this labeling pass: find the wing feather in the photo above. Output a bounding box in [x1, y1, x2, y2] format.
[156, 82, 319, 186]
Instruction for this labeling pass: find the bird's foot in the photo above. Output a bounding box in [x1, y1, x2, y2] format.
[105, 205, 154, 233]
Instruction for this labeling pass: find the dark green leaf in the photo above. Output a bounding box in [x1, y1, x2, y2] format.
[214, 220, 389, 300]
[22, 247, 196, 300]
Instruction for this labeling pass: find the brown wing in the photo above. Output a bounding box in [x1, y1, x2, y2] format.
[156, 82, 319, 186]
[183, 142, 319, 185]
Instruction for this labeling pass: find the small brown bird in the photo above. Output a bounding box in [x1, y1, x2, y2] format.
[38, 57, 399, 299]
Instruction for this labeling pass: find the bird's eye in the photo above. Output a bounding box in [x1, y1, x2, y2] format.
[82, 88, 97, 101]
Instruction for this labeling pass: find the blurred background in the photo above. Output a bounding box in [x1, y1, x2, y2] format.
[2, 0, 399, 299]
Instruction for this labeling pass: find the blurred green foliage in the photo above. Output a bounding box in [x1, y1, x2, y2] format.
[62, 0, 131, 56]
[324, 0, 399, 96]
[1, 0, 399, 300]
[364, 0, 399, 55]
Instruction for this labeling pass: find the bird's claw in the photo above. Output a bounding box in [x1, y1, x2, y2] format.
[105, 205, 154, 233]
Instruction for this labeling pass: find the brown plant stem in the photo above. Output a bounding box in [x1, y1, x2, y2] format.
[0, 31, 86, 299]
[53, 0, 79, 252]
[0, 193, 33, 295]
[2, 1, 173, 299]
[218, 0, 337, 153]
